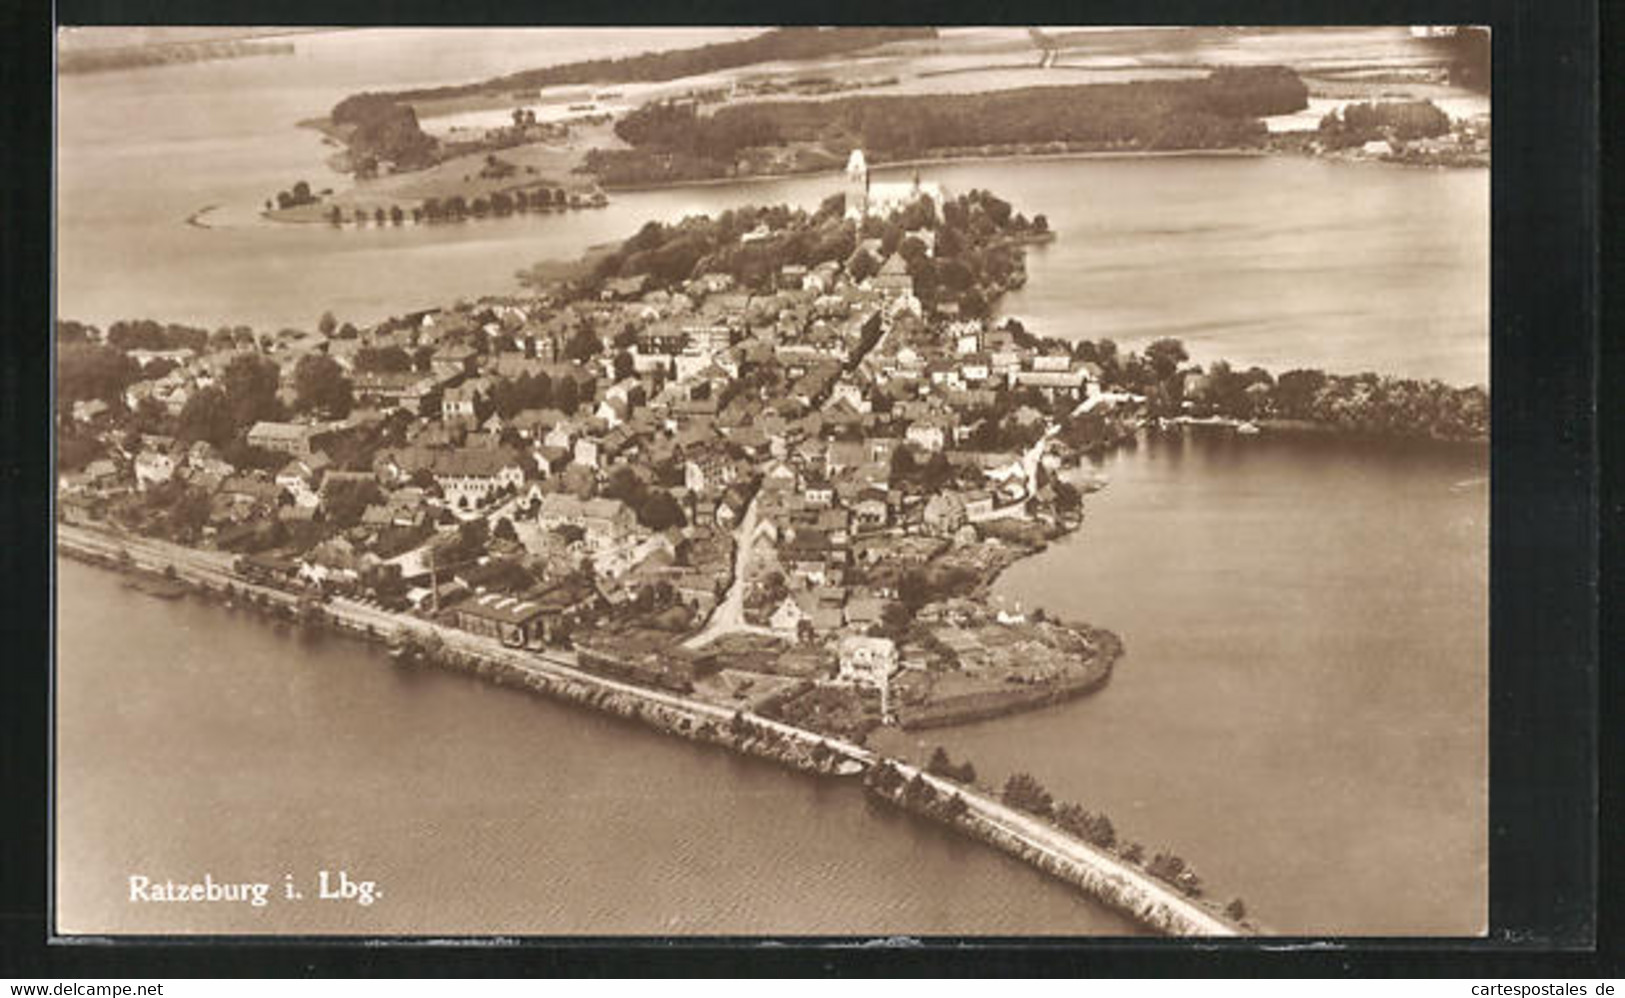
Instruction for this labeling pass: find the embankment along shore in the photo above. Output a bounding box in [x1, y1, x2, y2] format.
[55, 525, 1251, 937]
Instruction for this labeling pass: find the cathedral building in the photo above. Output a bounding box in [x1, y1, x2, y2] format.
[843, 148, 943, 221]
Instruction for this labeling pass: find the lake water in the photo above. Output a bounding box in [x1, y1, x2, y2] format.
[56, 556, 1144, 935]
[885, 429, 1489, 935]
[54, 29, 1489, 936]
[57, 30, 1487, 386]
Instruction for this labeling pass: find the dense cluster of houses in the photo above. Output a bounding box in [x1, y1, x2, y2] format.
[60, 192, 1100, 695]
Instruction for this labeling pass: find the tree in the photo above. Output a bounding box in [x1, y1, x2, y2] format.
[57, 343, 138, 404]
[293, 354, 353, 418]
[219, 353, 284, 429]
[564, 324, 602, 362]
[457, 517, 490, 556]
[848, 248, 880, 282]
[318, 311, 337, 337]
[216, 439, 285, 475]
[1225, 898, 1247, 922]
[132, 396, 170, 434]
[638, 491, 687, 531]
[816, 192, 846, 221]
[879, 600, 913, 637]
[1001, 772, 1054, 816]
[1273, 368, 1328, 420]
[492, 517, 518, 543]
[896, 568, 933, 614]
[889, 445, 917, 483]
[355, 345, 414, 374]
[612, 350, 636, 382]
[555, 377, 580, 415]
[176, 386, 236, 447]
[1145, 337, 1189, 382]
[323, 478, 383, 528]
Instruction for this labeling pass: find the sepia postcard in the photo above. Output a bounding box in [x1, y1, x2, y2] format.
[53, 25, 1492, 939]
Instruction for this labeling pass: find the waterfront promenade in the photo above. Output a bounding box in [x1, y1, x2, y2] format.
[56, 522, 1241, 937]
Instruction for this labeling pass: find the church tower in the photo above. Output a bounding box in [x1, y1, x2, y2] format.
[845, 148, 870, 219]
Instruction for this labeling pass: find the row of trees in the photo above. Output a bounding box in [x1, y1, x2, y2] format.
[174, 353, 283, 448]
[353, 344, 432, 375]
[488, 370, 593, 418]
[1066, 336, 1488, 441]
[865, 759, 970, 823]
[108, 477, 214, 544]
[422, 186, 574, 222]
[321, 193, 578, 227]
[268, 180, 320, 212]
[1318, 100, 1452, 149]
[925, 746, 978, 785]
[1267, 369, 1488, 440]
[614, 100, 784, 161]
[58, 343, 140, 407]
[599, 67, 1308, 181]
[999, 771, 1205, 897]
[111, 350, 357, 460]
[95, 319, 210, 353]
[599, 465, 689, 531]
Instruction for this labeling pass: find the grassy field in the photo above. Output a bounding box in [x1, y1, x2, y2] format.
[268, 120, 619, 223]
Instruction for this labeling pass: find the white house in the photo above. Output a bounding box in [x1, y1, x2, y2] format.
[905, 421, 947, 452]
[433, 448, 526, 510]
[132, 450, 176, 491]
[769, 596, 809, 638]
[837, 635, 898, 688]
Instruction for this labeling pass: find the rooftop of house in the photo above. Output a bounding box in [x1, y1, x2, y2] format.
[247, 420, 316, 441]
[452, 590, 548, 625]
[433, 447, 520, 479]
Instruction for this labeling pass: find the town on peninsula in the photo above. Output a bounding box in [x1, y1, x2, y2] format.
[54, 25, 1491, 938]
